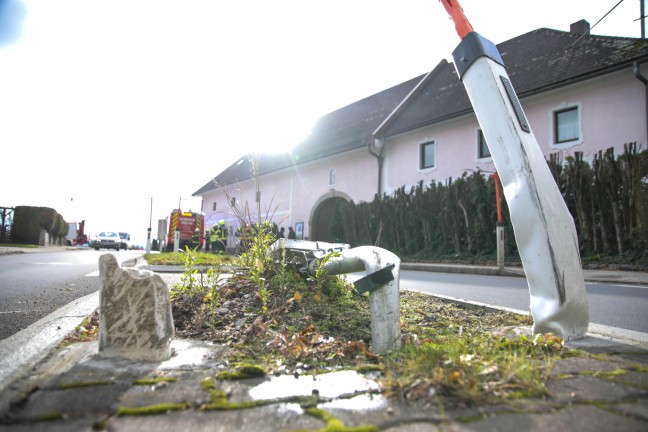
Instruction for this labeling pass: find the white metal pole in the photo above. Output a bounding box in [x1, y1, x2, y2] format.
[496, 223, 505, 271]
[441, 0, 589, 339]
[173, 229, 180, 253]
[319, 246, 401, 353]
[145, 197, 153, 254]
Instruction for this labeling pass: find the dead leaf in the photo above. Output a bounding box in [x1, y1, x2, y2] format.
[293, 291, 302, 303]
[448, 370, 462, 383]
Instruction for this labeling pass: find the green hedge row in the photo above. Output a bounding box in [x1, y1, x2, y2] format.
[333, 144, 647, 264]
[11, 206, 68, 245]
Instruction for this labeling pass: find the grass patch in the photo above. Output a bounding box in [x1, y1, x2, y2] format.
[0, 243, 39, 249]
[166, 237, 564, 407]
[383, 293, 562, 405]
[143, 251, 231, 266]
[171, 258, 561, 406]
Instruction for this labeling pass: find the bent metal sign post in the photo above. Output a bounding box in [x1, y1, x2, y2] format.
[440, 0, 589, 340]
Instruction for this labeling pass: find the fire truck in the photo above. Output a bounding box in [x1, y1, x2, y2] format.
[66, 220, 89, 246]
[166, 209, 204, 252]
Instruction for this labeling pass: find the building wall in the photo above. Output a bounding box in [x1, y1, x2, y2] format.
[199, 67, 647, 244]
[383, 68, 646, 193]
[201, 147, 376, 241]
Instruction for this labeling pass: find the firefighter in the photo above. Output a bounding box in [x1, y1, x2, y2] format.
[210, 220, 225, 253]
[191, 229, 200, 250]
[209, 225, 219, 253]
[217, 220, 227, 253]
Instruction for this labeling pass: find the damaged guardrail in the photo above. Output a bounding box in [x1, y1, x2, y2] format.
[268, 239, 401, 353]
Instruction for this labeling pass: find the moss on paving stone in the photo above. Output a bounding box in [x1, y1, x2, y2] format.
[199, 377, 281, 411]
[92, 419, 108, 430]
[216, 363, 267, 380]
[132, 377, 177, 385]
[57, 380, 113, 390]
[304, 408, 380, 432]
[116, 402, 192, 416]
[35, 411, 64, 422]
[295, 407, 379, 432]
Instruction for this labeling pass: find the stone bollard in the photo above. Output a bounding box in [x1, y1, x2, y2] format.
[98, 254, 175, 361]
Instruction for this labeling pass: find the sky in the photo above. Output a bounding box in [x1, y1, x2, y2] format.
[0, 0, 644, 246]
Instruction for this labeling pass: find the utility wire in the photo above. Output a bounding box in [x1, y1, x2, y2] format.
[570, 0, 626, 46]
[589, 0, 627, 33]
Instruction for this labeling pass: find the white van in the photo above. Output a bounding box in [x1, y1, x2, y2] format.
[118, 232, 131, 250]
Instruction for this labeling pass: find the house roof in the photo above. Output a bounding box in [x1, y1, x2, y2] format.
[193, 75, 422, 194]
[195, 28, 648, 195]
[377, 28, 648, 137]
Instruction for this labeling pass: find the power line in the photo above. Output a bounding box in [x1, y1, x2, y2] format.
[570, 0, 627, 46]
[589, 0, 627, 33]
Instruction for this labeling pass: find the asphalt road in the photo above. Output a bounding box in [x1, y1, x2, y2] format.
[399, 270, 648, 334]
[0, 249, 142, 341]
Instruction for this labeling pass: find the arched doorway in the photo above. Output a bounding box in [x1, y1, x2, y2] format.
[310, 195, 350, 242]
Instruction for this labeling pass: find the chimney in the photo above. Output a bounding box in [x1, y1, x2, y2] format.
[570, 19, 590, 35]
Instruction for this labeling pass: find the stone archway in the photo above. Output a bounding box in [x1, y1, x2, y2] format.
[310, 193, 351, 242]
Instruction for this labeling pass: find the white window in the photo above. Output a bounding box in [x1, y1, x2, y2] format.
[477, 129, 491, 159]
[329, 168, 336, 186]
[551, 103, 582, 148]
[419, 141, 436, 170]
[212, 202, 217, 211]
[555, 107, 578, 143]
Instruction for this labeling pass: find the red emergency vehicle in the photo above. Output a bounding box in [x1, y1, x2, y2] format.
[166, 209, 204, 252]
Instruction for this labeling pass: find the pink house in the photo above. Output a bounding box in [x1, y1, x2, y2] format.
[194, 21, 648, 246]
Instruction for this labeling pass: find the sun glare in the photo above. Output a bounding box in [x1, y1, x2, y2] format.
[248, 116, 315, 155]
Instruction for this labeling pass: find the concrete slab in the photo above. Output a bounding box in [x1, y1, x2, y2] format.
[439, 405, 648, 432]
[546, 375, 648, 402]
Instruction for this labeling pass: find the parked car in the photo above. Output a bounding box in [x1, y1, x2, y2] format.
[92, 231, 121, 251]
[118, 232, 131, 250]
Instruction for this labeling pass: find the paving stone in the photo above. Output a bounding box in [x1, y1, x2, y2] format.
[551, 356, 628, 376]
[5, 384, 130, 422]
[117, 371, 213, 409]
[439, 405, 648, 432]
[0, 417, 96, 432]
[606, 352, 648, 366]
[546, 375, 648, 402]
[608, 370, 648, 390]
[106, 403, 322, 432]
[609, 399, 648, 421]
[567, 337, 648, 356]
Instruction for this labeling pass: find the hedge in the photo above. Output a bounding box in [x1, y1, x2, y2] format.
[333, 144, 647, 264]
[11, 206, 69, 245]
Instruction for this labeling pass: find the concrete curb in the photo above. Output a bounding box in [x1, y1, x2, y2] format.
[401, 262, 648, 286]
[401, 262, 524, 277]
[0, 291, 99, 392]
